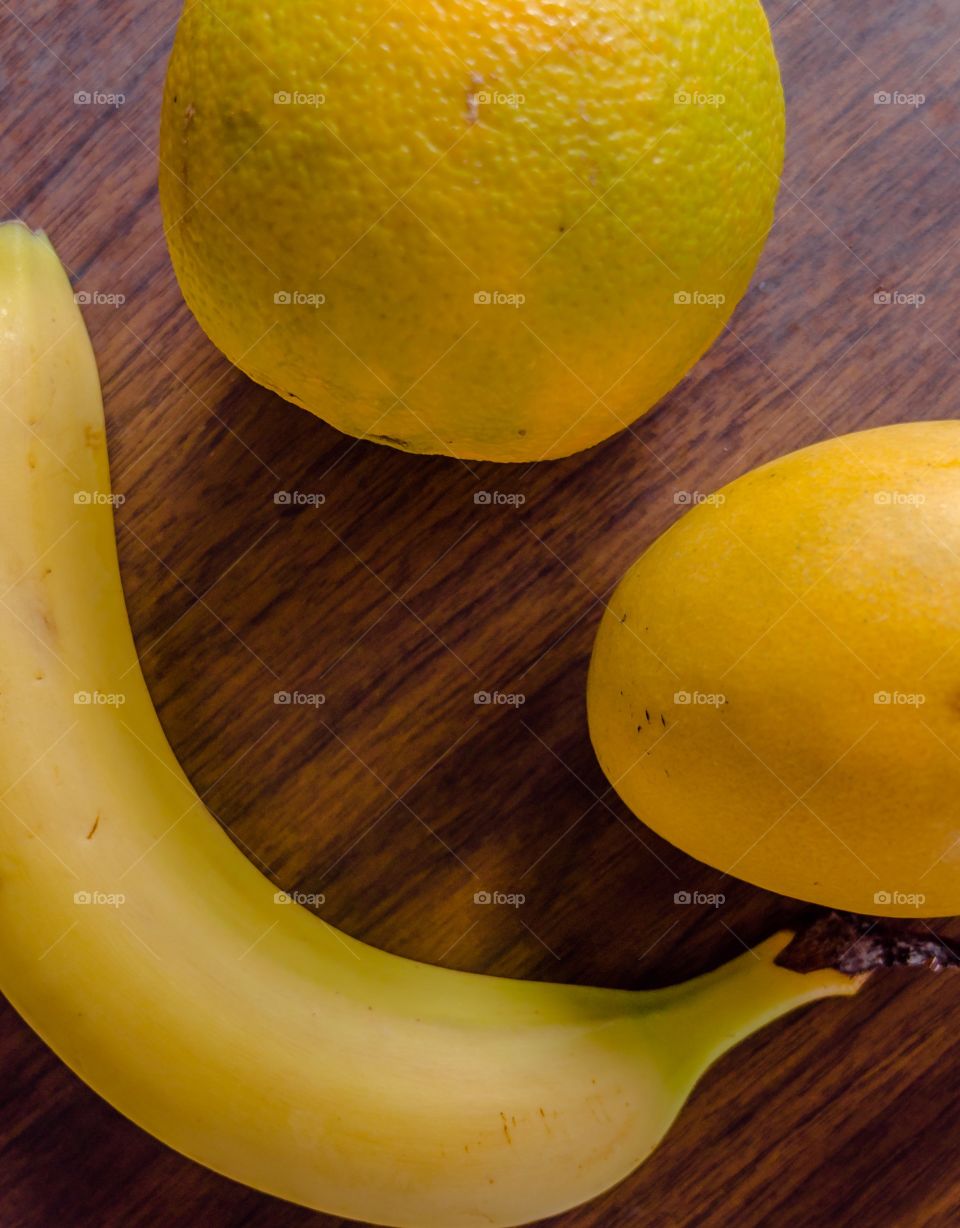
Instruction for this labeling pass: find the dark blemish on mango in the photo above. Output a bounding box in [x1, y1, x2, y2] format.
[86, 812, 100, 839]
[500, 1112, 512, 1144]
[369, 434, 409, 448]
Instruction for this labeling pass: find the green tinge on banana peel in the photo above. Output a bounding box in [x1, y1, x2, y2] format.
[0, 221, 951, 1228]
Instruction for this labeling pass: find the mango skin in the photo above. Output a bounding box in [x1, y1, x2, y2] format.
[588, 421, 960, 918]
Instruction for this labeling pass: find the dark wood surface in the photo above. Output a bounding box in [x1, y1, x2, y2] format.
[3, 1, 960, 1225]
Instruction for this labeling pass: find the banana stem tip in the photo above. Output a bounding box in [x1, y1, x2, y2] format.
[776, 911, 960, 977]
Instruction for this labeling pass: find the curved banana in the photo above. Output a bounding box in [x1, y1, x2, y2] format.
[0, 222, 858, 1227]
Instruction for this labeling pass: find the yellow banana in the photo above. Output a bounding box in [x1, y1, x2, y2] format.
[0, 221, 860, 1227]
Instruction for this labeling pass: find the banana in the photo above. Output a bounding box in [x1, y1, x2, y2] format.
[0, 221, 860, 1228]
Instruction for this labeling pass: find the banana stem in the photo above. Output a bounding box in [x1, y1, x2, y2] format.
[641, 911, 959, 1093]
[638, 931, 860, 1090]
[775, 910, 960, 974]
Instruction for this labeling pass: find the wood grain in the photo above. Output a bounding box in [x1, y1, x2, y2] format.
[2, 1, 960, 1225]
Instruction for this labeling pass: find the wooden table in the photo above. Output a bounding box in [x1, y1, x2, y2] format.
[2, 1, 960, 1224]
